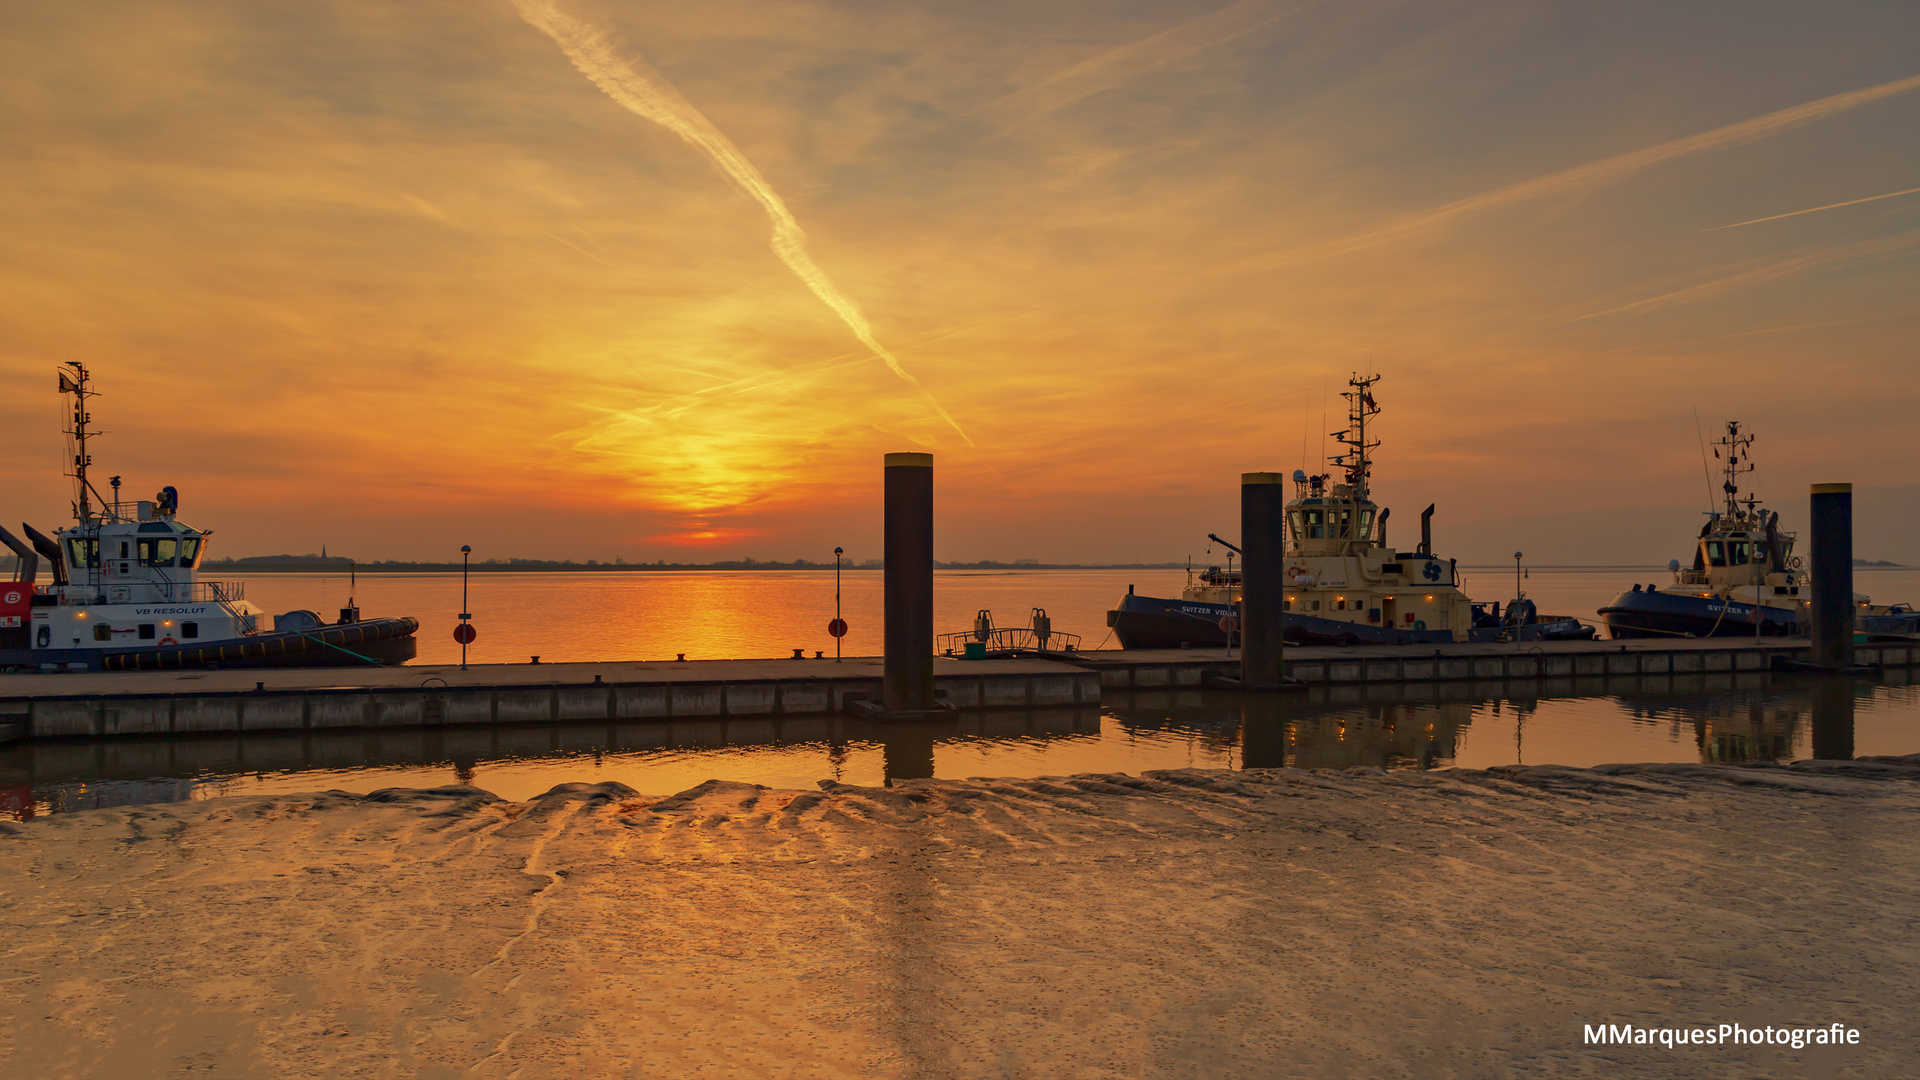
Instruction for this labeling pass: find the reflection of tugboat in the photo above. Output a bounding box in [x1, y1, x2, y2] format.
[0, 364, 418, 672]
[1597, 421, 1853, 639]
[1106, 373, 1592, 647]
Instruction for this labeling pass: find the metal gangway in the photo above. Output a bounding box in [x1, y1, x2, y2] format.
[938, 608, 1081, 658]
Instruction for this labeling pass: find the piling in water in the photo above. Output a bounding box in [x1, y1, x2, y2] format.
[1809, 483, 1853, 671]
[1240, 472, 1287, 689]
[884, 453, 935, 713]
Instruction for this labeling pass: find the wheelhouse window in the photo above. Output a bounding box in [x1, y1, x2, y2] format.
[1705, 541, 1727, 567]
[1357, 508, 1374, 539]
[1728, 541, 1751, 565]
[65, 538, 99, 568]
[1303, 509, 1326, 539]
[178, 537, 202, 567]
[138, 538, 179, 567]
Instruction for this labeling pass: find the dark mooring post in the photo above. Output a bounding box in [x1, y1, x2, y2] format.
[884, 452, 935, 713]
[1809, 483, 1853, 671]
[1241, 471, 1287, 690]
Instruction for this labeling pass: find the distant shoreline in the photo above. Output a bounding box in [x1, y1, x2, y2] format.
[196, 560, 1910, 573]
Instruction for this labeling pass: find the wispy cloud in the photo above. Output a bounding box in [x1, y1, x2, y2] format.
[511, 0, 971, 445]
[1565, 228, 1920, 322]
[1707, 185, 1920, 231]
[976, 0, 1289, 132]
[1226, 71, 1920, 272]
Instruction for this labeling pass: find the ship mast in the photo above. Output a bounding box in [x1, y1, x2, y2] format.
[1712, 420, 1758, 521]
[1336, 373, 1382, 501]
[60, 362, 107, 525]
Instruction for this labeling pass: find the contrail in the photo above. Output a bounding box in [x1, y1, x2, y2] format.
[1225, 71, 1920, 272]
[1707, 186, 1920, 231]
[1563, 228, 1920, 323]
[977, 0, 1288, 132]
[512, 0, 971, 445]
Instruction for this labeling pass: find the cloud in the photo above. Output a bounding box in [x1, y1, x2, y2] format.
[975, 0, 1289, 133]
[1565, 228, 1920, 322]
[1707, 185, 1920, 231]
[511, 0, 971, 445]
[1226, 70, 1920, 272]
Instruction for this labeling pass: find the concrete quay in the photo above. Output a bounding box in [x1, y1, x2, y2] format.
[0, 656, 1099, 741]
[2, 638, 1913, 743]
[1066, 638, 1920, 690]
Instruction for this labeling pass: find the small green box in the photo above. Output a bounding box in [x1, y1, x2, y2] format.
[963, 641, 987, 660]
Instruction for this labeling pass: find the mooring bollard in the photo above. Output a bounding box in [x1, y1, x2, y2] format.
[1241, 471, 1287, 690]
[1809, 483, 1853, 671]
[884, 452, 935, 713]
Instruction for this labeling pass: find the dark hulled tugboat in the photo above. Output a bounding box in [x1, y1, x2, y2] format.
[0, 363, 418, 671]
[1597, 421, 1826, 638]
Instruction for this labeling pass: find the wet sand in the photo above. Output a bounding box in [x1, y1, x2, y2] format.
[1, 759, 1916, 1078]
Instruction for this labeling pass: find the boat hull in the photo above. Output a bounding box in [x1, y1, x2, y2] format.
[1597, 589, 1797, 639]
[1107, 593, 1457, 648]
[1, 617, 419, 672]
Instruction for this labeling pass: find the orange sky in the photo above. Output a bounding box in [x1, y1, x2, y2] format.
[3, 0, 1918, 565]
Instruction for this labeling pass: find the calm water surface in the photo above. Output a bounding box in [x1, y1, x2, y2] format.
[5, 568, 1916, 817]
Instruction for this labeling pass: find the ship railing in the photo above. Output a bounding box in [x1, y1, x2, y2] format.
[99, 501, 150, 523]
[938, 625, 1082, 656]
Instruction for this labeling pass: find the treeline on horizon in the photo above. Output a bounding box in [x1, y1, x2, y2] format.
[201, 554, 1910, 572]
[202, 555, 1190, 572]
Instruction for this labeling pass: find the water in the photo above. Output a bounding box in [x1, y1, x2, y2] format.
[6, 567, 1917, 817]
[232, 566, 1920, 665]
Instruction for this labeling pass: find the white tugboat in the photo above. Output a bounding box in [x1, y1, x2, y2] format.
[1107, 373, 1592, 646]
[0, 364, 418, 671]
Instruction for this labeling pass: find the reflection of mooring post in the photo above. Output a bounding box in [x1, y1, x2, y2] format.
[881, 722, 938, 782]
[884, 453, 935, 714]
[1240, 692, 1287, 769]
[1241, 471, 1287, 690]
[1809, 483, 1854, 671]
[1810, 678, 1855, 760]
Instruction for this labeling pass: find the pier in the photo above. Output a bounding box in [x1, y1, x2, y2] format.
[1, 637, 1914, 742]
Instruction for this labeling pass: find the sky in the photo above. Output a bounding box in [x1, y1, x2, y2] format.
[2, 0, 1917, 566]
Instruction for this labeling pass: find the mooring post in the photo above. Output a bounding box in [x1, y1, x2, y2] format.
[1241, 471, 1287, 690]
[1809, 483, 1853, 671]
[884, 453, 935, 713]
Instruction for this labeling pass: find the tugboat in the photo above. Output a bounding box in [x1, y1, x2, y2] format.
[1106, 373, 1593, 647]
[1597, 421, 1849, 638]
[0, 363, 418, 671]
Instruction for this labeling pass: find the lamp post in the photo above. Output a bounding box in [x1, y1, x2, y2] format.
[455, 545, 475, 670]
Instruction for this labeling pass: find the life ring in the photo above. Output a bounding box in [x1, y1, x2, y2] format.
[159, 636, 178, 646]
[1413, 619, 1427, 631]
[1788, 556, 1803, 570]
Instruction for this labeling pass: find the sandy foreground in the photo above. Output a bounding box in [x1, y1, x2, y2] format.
[1, 760, 1916, 1079]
